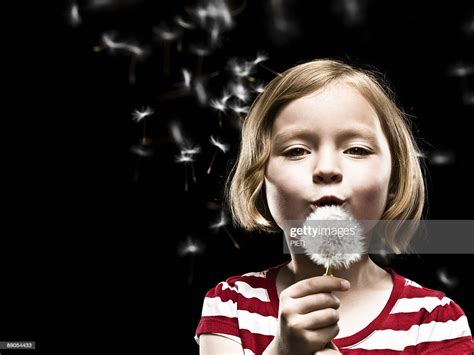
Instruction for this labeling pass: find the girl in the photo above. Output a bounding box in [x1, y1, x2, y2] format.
[195, 59, 474, 354]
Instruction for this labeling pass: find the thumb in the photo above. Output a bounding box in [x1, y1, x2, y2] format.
[314, 341, 341, 354]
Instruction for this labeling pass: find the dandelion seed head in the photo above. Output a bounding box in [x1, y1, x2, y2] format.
[301, 205, 365, 270]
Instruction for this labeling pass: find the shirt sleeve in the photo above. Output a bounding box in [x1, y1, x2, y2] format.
[416, 298, 474, 354]
[195, 281, 241, 345]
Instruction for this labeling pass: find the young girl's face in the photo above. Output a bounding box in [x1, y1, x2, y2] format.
[264, 82, 392, 228]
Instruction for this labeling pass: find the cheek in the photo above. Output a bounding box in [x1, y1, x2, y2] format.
[264, 164, 310, 224]
[350, 171, 390, 220]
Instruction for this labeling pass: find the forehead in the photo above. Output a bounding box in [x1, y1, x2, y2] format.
[272, 83, 381, 137]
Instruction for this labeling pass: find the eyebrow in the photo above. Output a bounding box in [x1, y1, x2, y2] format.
[273, 126, 379, 145]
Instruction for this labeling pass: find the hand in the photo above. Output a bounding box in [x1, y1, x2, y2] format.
[274, 275, 350, 355]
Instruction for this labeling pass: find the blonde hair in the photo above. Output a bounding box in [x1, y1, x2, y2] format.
[226, 59, 426, 253]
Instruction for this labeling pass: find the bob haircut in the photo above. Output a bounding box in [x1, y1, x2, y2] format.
[226, 59, 426, 253]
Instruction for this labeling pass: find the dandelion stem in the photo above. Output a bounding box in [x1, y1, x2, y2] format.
[207, 150, 217, 174]
[259, 63, 283, 77]
[191, 163, 197, 183]
[325, 265, 333, 276]
[223, 226, 240, 250]
[129, 55, 137, 84]
[184, 164, 188, 192]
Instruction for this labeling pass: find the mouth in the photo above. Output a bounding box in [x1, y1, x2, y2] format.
[310, 195, 346, 211]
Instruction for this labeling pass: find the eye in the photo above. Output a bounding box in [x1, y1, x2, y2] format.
[344, 147, 371, 156]
[284, 147, 309, 157]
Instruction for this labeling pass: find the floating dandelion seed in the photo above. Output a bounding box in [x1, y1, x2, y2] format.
[130, 144, 153, 158]
[463, 15, 474, 36]
[189, 44, 212, 77]
[462, 91, 474, 105]
[158, 68, 194, 101]
[132, 106, 154, 145]
[300, 206, 364, 275]
[153, 24, 183, 77]
[207, 136, 229, 174]
[68, 2, 81, 27]
[228, 58, 256, 78]
[447, 62, 474, 78]
[436, 268, 459, 289]
[94, 32, 148, 84]
[175, 14, 196, 30]
[130, 106, 154, 182]
[178, 236, 205, 285]
[253, 82, 266, 94]
[175, 146, 201, 191]
[193, 78, 208, 106]
[229, 103, 249, 115]
[209, 92, 231, 127]
[130, 142, 153, 182]
[210, 210, 240, 249]
[429, 150, 455, 165]
[229, 81, 250, 102]
[169, 120, 186, 147]
[253, 51, 282, 77]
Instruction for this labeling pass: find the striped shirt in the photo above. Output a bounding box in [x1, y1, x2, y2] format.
[195, 262, 474, 354]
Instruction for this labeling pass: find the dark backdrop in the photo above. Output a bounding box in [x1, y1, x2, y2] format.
[3, 0, 473, 353]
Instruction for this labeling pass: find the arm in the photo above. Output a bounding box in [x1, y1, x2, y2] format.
[199, 334, 244, 355]
[264, 276, 349, 355]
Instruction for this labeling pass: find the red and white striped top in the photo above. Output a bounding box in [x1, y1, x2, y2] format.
[196, 262, 474, 354]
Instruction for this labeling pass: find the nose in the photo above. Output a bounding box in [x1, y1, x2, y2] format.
[313, 150, 343, 184]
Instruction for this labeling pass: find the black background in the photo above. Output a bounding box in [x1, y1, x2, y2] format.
[2, 0, 473, 353]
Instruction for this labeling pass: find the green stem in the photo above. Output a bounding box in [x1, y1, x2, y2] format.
[325, 265, 333, 276]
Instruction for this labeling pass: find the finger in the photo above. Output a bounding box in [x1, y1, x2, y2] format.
[287, 276, 350, 298]
[298, 308, 339, 330]
[295, 293, 340, 314]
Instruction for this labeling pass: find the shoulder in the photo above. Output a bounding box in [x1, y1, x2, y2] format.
[388, 270, 474, 352]
[390, 270, 462, 317]
[204, 263, 282, 303]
